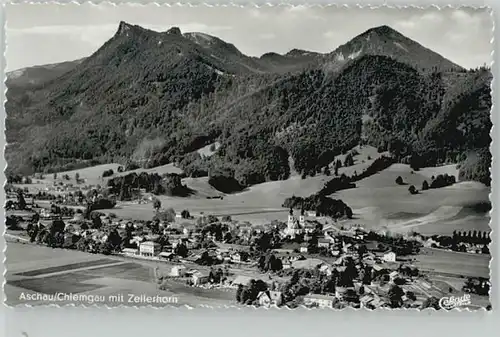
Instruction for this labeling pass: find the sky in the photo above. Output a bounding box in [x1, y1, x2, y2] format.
[5, 4, 493, 71]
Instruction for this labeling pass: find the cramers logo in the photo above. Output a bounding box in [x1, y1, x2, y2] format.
[439, 294, 471, 310]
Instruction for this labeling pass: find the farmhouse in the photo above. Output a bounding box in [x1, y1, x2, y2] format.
[257, 291, 271, 307]
[139, 241, 161, 257]
[335, 287, 348, 300]
[382, 251, 396, 263]
[192, 271, 210, 285]
[231, 252, 242, 263]
[318, 238, 331, 248]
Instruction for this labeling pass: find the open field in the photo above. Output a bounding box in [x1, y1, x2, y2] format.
[103, 173, 330, 223]
[334, 164, 490, 235]
[414, 248, 490, 278]
[101, 162, 489, 236]
[14, 144, 490, 235]
[24, 162, 183, 188]
[4, 241, 238, 307]
[113, 163, 182, 179]
[33, 163, 122, 186]
[5, 236, 490, 307]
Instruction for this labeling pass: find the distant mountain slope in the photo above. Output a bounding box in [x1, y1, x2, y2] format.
[5, 23, 492, 188]
[6, 58, 85, 89]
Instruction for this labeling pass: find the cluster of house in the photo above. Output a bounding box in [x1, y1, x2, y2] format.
[162, 265, 214, 286]
[22, 196, 434, 310]
[45, 182, 82, 193]
[121, 239, 249, 265]
[422, 236, 488, 255]
[269, 250, 411, 309]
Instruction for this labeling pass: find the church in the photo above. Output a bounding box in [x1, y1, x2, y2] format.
[283, 208, 305, 239]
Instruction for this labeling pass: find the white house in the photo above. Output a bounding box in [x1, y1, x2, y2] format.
[382, 251, 397, 263]
[303, 294, 335, 308]
[231, 252, 242, 263]
[171, 265, 187, 277]
[282, 260, 292, 270]
[257, 291, 271, 307]
[269, 291, 283, 306]
[317, 238, 331, 248]
[159, 252, 175, 260]
[335, 287, 348, 300]
[139, 241, 161, 257]
[319, 264, 333, 276]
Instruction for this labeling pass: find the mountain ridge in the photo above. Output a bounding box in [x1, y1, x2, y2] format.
[5, 22, 492, 187]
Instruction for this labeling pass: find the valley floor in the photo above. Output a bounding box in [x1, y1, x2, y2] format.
[7, 146, 491, 307]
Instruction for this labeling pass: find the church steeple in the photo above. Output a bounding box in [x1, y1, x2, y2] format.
[285, 207, 303, 239]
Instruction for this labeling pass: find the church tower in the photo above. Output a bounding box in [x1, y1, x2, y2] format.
[288, 208, 294, 228]
[299, 208, 305, 227]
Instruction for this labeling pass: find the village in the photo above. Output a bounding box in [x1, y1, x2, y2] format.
[5, 176, 491, 310]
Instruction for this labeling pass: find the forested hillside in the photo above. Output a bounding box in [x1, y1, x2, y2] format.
[5, 23, 492, 188]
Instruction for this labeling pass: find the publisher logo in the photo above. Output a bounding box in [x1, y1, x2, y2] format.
[439, 294, 471, 310]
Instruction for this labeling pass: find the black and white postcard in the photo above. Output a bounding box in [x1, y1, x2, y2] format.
[3, 4, 493, 310]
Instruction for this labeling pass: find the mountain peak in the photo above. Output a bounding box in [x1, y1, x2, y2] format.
[285, 48, 320, 58]
[116, 21, 132, 35]
[166, 27, 182, 35]
[115, 21, 150, 37]
[362, 25, 400, 37]
[329, 24, 463, 71]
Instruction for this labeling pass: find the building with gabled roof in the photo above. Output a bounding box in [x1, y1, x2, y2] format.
[303, 294, 335, 308]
